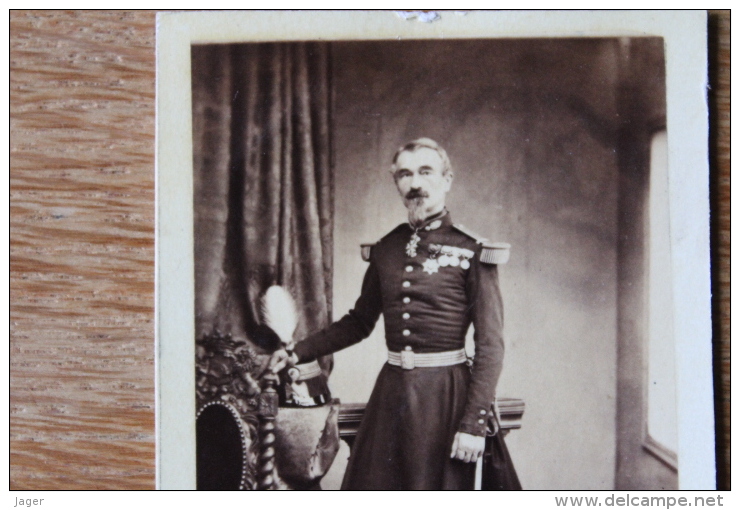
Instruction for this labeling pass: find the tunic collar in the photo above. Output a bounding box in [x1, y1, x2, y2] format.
[410, 208, 452, 232]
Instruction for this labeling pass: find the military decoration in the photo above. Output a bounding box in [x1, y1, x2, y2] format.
[424, 244, 474, 274]
[424, 219, 442, 231]
[422, 258, 440, 275]
[405, 232, 421, 257]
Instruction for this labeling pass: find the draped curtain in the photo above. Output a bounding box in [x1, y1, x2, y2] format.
[192, 42, 333, 354]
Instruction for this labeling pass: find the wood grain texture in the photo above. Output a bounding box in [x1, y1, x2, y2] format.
[9, 10, 730, 490]
[707, 9, 730, 490]
[10, 11, 156, 490]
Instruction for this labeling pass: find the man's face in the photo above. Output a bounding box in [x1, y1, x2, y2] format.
[393, 147, 452, 224]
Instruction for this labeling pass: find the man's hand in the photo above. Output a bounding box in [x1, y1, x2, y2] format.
[450, 432, 485, 463]
[268, 348, 298, 374]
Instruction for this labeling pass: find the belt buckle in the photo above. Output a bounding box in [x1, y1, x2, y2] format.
[400, 349, 415, 370]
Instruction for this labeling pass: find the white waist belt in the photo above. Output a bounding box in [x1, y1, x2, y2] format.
[387, 348, 467, 370]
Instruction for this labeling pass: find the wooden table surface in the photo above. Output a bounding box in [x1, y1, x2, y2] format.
[9, 10, 731, 490]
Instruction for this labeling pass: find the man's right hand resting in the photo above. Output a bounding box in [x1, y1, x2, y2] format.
[268, 348, 299, 373]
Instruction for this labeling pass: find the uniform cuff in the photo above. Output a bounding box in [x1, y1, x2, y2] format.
[457, 421, 488, 437]
[458, 405, 495, 436]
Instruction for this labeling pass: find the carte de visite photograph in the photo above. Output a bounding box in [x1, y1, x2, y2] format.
[156, 11, 714, 491]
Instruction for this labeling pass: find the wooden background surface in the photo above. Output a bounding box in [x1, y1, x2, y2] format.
[9, 10, 731, 490]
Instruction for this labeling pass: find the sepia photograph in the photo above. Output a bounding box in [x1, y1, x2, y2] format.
[156, 11, 714, 491]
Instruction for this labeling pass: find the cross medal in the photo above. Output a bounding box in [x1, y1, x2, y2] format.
[405, 232, 420, 257]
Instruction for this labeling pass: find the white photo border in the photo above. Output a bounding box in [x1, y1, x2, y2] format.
[155, 10, 712, 490]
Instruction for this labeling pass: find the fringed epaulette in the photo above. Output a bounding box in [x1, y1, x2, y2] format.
[453, 224, 510, 265]
[480, 241, 511, 265]
[360, 243, 375, 262]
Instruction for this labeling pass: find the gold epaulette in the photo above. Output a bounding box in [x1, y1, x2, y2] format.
[480, 241, 511, 265]
[360, 243, 375, 262]
[452, 224, 510, 265]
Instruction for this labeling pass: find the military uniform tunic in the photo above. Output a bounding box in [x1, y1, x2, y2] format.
[294, 210, 506, 490]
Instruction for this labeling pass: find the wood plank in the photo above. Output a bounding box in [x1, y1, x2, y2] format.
[10, 10, 156, 490]
[708, 9, 731, 490]
[9, 10, 730, 490]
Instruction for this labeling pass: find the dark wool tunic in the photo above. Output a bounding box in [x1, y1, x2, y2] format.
[294, 210, 505, 490]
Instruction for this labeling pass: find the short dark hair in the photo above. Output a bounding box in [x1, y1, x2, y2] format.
[391, 137, 453, 176]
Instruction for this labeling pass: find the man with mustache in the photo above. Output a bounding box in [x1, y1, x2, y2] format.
[270, 138, 508, 490]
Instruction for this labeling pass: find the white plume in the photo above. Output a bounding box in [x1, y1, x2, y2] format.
[261, 285, 298, 346]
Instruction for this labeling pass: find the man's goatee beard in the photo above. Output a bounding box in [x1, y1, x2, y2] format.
[406, 198, 426, 227]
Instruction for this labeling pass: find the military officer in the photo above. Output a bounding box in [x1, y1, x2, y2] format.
[270, 138, 508, 490]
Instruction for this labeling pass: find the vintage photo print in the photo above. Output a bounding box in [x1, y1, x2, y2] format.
[156, 11, 713, 491]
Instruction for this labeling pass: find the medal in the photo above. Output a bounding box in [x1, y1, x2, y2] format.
[425, 219, 442, 231]
[459, 248, 473, 270]
[423, 242, 474, 271]
[405, 232, 420, 257]
[422, 258, 440, 274]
